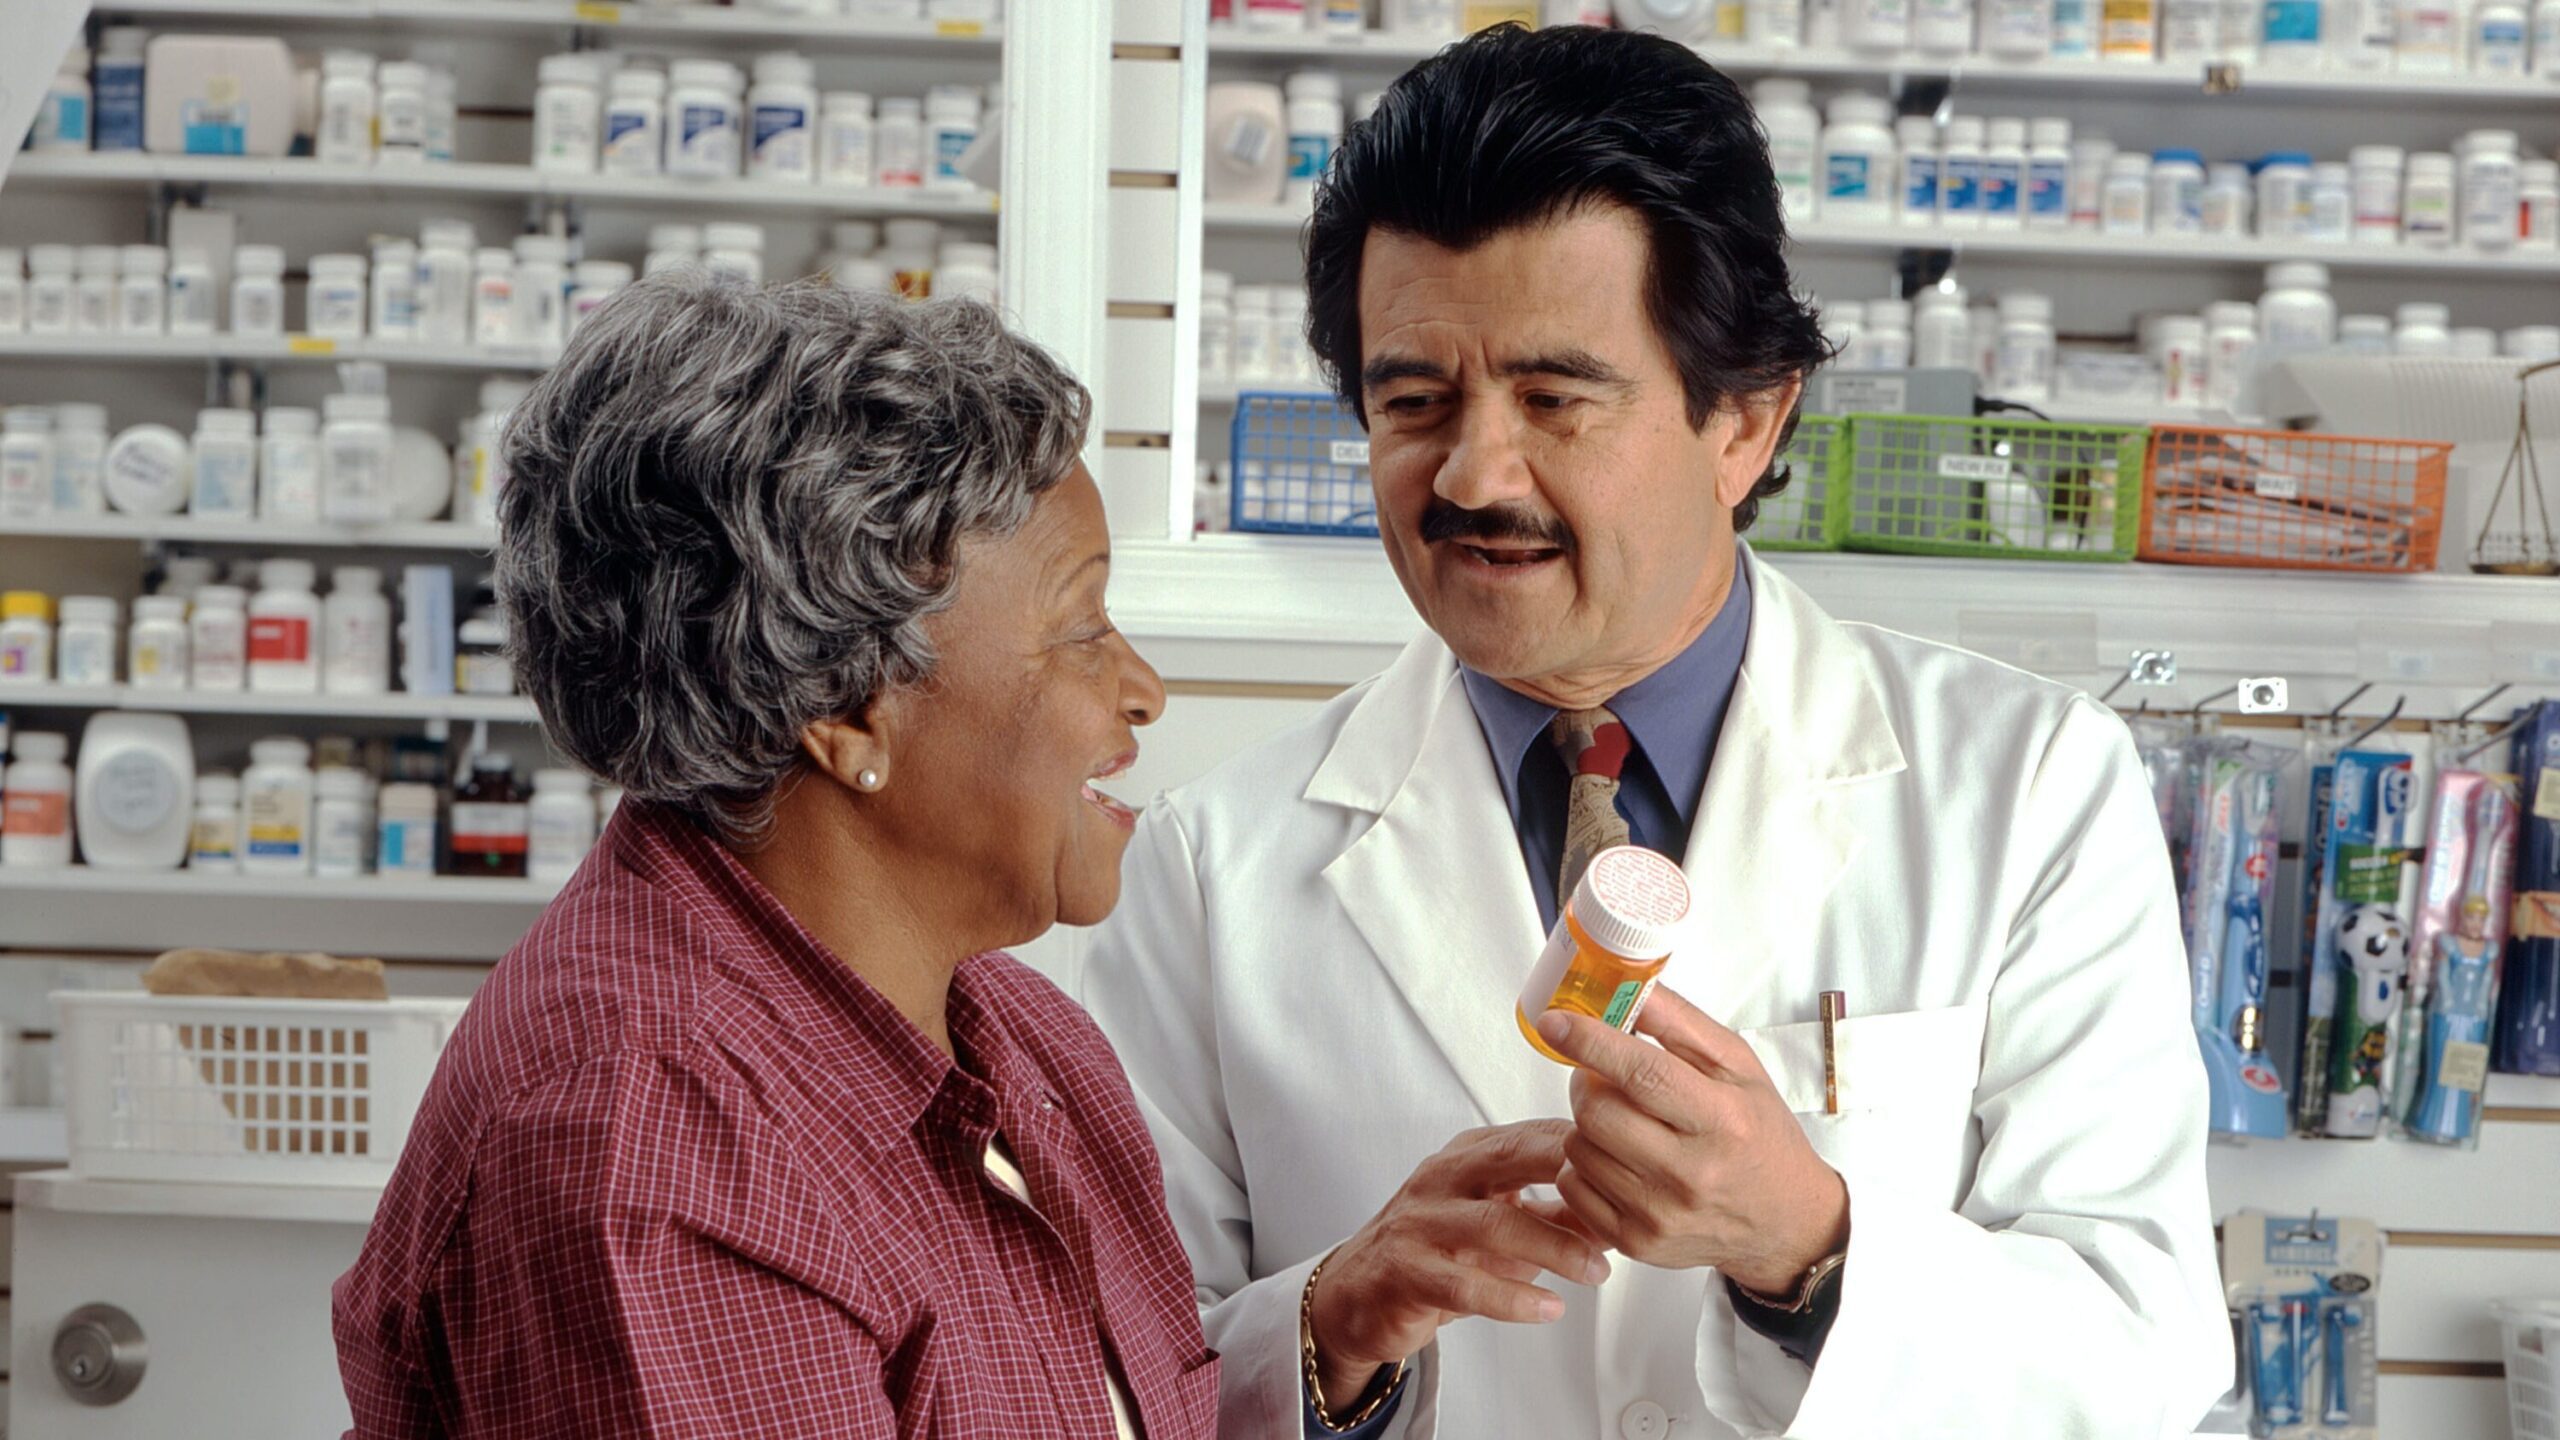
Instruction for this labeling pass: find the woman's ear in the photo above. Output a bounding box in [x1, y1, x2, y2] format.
[1713, 377, 1807, 511]
[800, 690, 903, 795]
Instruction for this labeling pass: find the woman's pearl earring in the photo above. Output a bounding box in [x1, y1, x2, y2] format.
[857, 769, 882, 792]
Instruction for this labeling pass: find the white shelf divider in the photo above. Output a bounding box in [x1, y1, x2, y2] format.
[1204, 200, 2560, 276]
[0, 333, 550, 373]
[87, 0, 1002, 50]
[0, 1108, 70, 1167]
[0, 515, 497, 551]
[7, 154, 1004, 219]
[0, 683, 539, 724]
[0, 867, 558, 962]
[1206, 29, 2560, 105]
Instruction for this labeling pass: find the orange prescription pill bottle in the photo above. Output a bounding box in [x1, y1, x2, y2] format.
[1516, 845, 1692, 1065]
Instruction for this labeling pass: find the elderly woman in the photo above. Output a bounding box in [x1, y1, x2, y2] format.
[332, 275, 1214, 1438]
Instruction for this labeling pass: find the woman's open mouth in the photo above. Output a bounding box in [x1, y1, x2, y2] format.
[1082, 750, 1140, 830]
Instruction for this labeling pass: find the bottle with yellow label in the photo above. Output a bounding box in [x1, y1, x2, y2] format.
[1517, 845, 1693, 1064]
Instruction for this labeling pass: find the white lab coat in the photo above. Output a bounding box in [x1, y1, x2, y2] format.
[1080, 550, 2234, 1440]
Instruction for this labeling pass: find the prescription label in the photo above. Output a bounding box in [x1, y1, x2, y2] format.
[1600, 979, 1654, 1030]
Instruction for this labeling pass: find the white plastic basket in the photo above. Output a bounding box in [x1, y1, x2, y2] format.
[2499, 1297, 2560, 1440]
[57, 991, 468, 1187]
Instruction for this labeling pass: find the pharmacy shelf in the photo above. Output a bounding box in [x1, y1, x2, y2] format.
[5, 154, 1003, 221]
[1206, 30, 2560, 105]
[1791, 221, 2560, 276]
[0, 683, 539, 724]
[0, 515, 497, 551]
[1203, 201, 2560, 276]
[88, 0, 1004, 51]
[1197, 382, 1333, 407]
[1108, 534, 2560, 689]
[0, 867, 557, 962]
[0, 333, 550, 374]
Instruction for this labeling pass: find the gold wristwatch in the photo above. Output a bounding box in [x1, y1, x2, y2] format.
[1740, 1248, 1849, 1315]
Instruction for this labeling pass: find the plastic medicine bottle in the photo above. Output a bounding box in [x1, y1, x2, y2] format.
[2348, 146, 2403, 242]
[1516, 846, 1693, 1064]
[1896, 115, 1940, 227]
[127, 594, 190, 691]
[307, 253, 368, 339]
[189, 584, 248, 690]
[1994, 293, 2057, 402]
[2259, 261, 2338, 346]
[874, 97, 925, 188]
[230, 244, 286, 337]
[2202, 162, 2253, 235]
[820, 91, 876, 187]
[241, 737, 315, 876]
[2402, 151, 2457, 247]
[0, 591, 53, 681]
[1, 733, 76, 869]
[923, 83, 982, 193]
[2460, 130, 2520, 251]
[1284, 72, 1343, 210]
[2026, 118, 2071, 229]
[248, 558, 322, 694]
[0, 409, 54, 519]
[1752, 80, 1823, 226]
[190, 773, 241, 872]
[748, 52, 819, 183]
[51, 403, 106, 515]
[322, 393, 395, 527]
[532, 53, 603, 175]
[313, 766, 374, 879]
[451, 753, 530, 878]
[529, 769, 598, 884]
[1820, 96, 1897, 225]
[317, 51, 376, 166]
[190, 408, 258, 520]
[117, 244, 168, 336]
[2102, 152, 2152, 234]
[55, 596, 119, 687]
[603, 67, 667, 176]
[1940, 116, 1986, 229]
[260, 406, 321, 521]
[1981, 118, 2028, 230]
[667, 59, 745, 179]
[323, 565, 393, 695]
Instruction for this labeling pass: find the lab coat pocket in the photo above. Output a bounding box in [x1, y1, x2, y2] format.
[1738, 1002, 1988, 1210]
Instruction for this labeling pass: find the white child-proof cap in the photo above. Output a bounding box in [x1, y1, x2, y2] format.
[1569, 846, 1693, 959]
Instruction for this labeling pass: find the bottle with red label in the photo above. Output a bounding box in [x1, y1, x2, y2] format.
[248, 558, 322, 694]
[3, 732, 77, 868]
[450, 751, 529, 878]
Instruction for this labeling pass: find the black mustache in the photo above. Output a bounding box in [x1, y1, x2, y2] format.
[1419, 502, 1575, 553]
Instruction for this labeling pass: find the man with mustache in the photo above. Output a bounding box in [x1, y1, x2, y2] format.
[1083, 24, 2232, 1440]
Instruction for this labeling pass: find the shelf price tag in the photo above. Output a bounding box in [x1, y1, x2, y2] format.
[286, 336, 337, 356]
[935, 18, 987, 34]
[574, 1, 625, 21]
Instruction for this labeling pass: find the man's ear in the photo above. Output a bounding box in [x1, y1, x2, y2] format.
[1713, 378, 1806, 511]
[800, 688, 903, 794]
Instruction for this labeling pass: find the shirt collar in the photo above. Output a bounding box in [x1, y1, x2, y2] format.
[608, 801, 1001, 1137]
[1457, 551, 1753, 824]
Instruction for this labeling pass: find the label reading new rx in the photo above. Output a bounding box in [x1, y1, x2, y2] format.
[1938, 453, 2014, 481]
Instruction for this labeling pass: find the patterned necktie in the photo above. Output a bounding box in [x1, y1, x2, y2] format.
[1549, 705, 1633, 902]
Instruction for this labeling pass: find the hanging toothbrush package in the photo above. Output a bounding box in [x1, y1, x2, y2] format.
[2184, 738, 2292, 1140]
[2382, 766, 2522, 1149]
[2221, 1211, 2382, 1440]
[2298, 750, 2420, 1139]
[2494, 700, 2560, 1078]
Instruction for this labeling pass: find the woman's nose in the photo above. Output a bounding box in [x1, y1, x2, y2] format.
[1118, 633, 1167, 728]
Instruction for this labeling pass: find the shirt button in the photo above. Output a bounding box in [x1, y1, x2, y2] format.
[1618, 1400, 1671, 1440]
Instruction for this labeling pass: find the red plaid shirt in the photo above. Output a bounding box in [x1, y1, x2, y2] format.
[334, 802, 1219, 1438]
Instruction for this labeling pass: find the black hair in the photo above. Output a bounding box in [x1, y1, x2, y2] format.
[1304, 24, 1832, 533]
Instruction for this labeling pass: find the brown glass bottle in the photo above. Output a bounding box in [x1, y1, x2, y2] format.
[448, 753, 529, 878]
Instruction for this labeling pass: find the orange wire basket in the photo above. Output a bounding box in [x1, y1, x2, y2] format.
[2139, 425, 2452, 573]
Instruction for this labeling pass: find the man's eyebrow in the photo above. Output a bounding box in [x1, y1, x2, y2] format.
[1495, 350, 1633, 386]
[1361, 355, 1448, 391]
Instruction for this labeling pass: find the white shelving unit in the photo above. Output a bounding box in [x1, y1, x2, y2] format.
[0, 683, 537, 723]
[0, 867, 559, 962]
[1203, 200, 2560, 276]
[89, 0, 1005, 49]
[1208, 29, 2560, 105]
[0, 333, 550, 373]
[0, 515, 496, 550]
[7, 154, 1005, 219]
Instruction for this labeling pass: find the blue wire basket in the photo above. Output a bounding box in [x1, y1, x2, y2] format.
[1229, 391, 1379, 538]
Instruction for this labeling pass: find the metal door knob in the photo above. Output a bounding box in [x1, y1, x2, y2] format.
[53, 1303, 148, 1406]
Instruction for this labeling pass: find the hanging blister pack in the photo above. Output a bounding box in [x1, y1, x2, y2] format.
[2494, 701, 2560, 1077]
[2222, 1211, 2382, 1440]
[2387, 767, 2521, 1148]
[2185, 738, 2292, 1139]
[2300, 751, 2420, 1137]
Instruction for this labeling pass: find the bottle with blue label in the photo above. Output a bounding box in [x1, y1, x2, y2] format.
[93, 30, 147, 153]
[32, 47, 93, 153]
[924, 83, 983, 194]
[1820, 94, 1896, 225]
[1981, 117, 2028, 229]
[1896, 116, 1940, 227]
[1284, 72, 1343, 210]
[1939, 116, 1986, 229]
[2026, 117, 2072, 229]
[2261, 0, 2324, 64]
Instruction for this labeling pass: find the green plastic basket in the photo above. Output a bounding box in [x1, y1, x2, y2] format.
[1840, 414, 2150, 562]
[1747, 414, 1849, 552]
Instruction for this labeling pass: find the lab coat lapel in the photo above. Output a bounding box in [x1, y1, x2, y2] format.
[1310, 637, 1562, 1127]
[1671, 552, 1907, 1027]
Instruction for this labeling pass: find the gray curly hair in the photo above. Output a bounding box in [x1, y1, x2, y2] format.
[496, 272, 1091, 847]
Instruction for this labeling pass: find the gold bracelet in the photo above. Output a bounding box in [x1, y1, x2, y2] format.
[1301, 1254, 1409, 1433]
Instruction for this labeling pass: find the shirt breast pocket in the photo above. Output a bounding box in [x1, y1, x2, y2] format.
[1737, 1001, 1988, 1210]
